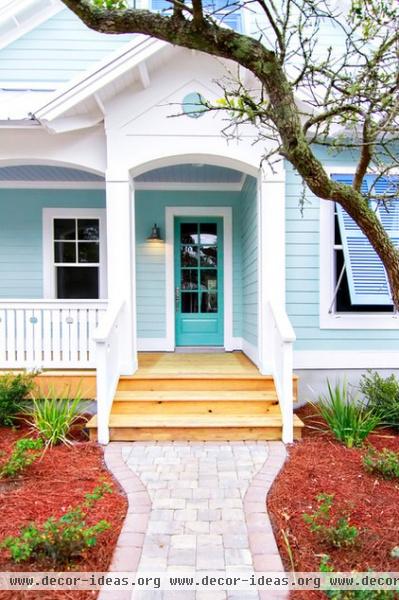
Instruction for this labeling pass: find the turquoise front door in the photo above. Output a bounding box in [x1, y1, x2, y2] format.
[175, 217, 224, 346]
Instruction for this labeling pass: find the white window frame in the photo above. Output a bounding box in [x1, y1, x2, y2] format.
[320, 166, 399, 330]
[43, 208, 107, 299]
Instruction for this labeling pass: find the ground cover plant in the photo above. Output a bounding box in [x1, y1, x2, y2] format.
[268, 401, 399, 600]
[0, 438, 43, 479]
[0, 425, 127, 600]
[303, 493, 359, 549]
[362, 446, 399, 480]
[0, 372, 36, 426]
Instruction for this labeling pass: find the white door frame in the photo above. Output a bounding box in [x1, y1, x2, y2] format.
[165, 206, 234, 350]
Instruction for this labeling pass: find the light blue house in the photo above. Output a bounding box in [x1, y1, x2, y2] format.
[0, 0, 397, 443]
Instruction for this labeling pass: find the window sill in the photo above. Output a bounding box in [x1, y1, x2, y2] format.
[320, 312, 399, 330]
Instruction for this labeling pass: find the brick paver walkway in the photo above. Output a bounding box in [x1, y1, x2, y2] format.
[101, 441, 287, 600]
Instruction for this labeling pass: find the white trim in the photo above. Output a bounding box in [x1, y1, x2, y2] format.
[138, 337, 174, 351]
[0, 1, 63, 51]
[135, 181, 243, 192]
[0, 181, 105, 190]
[295, 350, 399, 370]
[320, 166, 399, 329]
[42, 207, 107, 299]
[241, 338, 260, 369]
[165, 206, 233, 350]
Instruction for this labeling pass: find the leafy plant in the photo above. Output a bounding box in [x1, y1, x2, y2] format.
[303, 493, 359, 549]
[0, 372, 36, 426]
[359, 371, 399, 428]
[313, 379, 380, 448]
[1, 482, 112, 565]
[363, 446, 399, 480]
[320, 555, 395, 599]
[0, 438, 43, 479]
[25, 385, 85, 447]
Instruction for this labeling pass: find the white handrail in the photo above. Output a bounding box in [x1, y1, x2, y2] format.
[94, 301, 126, 445]
[267, 300, 296, 443]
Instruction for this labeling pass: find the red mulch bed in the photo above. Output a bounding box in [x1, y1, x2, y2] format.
[0, 424, 128, 600]
[267, 404, 399, 599]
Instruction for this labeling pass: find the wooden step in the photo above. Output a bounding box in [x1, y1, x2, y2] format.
[111, 400, 279, 416]
[114, 390, 278, 402]
[87, 414, 303, 441]
[117, 377, 279, 392]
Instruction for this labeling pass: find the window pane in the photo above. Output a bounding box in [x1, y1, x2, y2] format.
[54, 242, 76, 263]
[56, 267, 99, 299]
[78, 219, 99, 241]
[201, 292, 217, 313]
[200, 223, 217, 244]
[200, 269, 217, 291]
[200, 246, 217, 267]
[181, 223, 199, 244]
[181, 245, 199, 267]
[181, 269, 198, 290]
[54, 219, 76, 240]
[78, 242, 99, 263]
[181, 292, 198, 313]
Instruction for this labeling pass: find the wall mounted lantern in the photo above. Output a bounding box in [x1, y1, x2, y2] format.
[147, 223, 163, 242]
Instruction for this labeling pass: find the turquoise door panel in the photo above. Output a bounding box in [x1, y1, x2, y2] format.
[175, 217, 224, 346]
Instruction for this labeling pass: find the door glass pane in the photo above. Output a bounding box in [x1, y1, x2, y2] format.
[78, 219, 99, 240]
[181, 292, 199, 313]
[200, 269, 217, 291]
[200, 246, 217, 267]
[54, 242, 76, 263]
[181, 245, 199, 267]
[181, 269, 198, 290]
[201, 292, 217, 313]
[200, 223, 217, 244]
[78, 242, 99, 263]
[181, 223, 199, 244]
[56, 267, 99, 299]
[54, 219, 76, 241]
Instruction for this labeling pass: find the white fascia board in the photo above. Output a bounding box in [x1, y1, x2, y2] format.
[295, 350, 399, 370]
[35, 36, 168, 123]
[0, 0, 64, 51]
[42, 114, 103, 134]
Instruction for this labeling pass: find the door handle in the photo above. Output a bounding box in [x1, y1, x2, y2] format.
[175, 287, 180, 311]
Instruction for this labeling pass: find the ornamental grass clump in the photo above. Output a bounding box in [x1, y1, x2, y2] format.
[1, 482, 112, 565]
[363, 446, 399, 480]
[0, 372, 36, 426]
[0, 438, 43, 479]
[313, 379, 380, 448]
[26, 385, 85, 448]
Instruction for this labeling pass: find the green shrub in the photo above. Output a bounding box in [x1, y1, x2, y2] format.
[320, 556, 395, 599]
[0, 438, 43, 479]
[363, 446, 399, 480]
[303, 493, 359, 549]
[359, 370, 399, 428]
[314, 379, 380, 448]
[26, 386, 85, 448]
[1, 482, 112, 565]
[0, 372, 36, 426]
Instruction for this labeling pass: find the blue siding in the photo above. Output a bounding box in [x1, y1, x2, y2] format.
[240, 176, 258, 346]
[0, 189, 105, 298]
[135, 190, 243, 339]
[0, 9, 134, 85]
[285, 148, 399, 351]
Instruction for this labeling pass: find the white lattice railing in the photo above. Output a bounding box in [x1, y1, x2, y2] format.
[0, 300, 108, 369]
[267, 300, 296, 443]
[93, 301, 126, 445]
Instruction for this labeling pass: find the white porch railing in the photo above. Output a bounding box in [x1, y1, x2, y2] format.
[93, 301, 126, 445]
[267, 300, 296, 443]
[0, 300, 108, 369]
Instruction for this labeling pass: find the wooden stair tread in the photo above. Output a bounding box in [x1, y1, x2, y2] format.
[113, 390, 278, 402]
[87, 413, 304, 429]
[120, 373, 276, 381]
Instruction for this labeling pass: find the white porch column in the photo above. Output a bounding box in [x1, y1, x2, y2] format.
[257, 163, 286, 374]
[105, 172, 137, 374]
